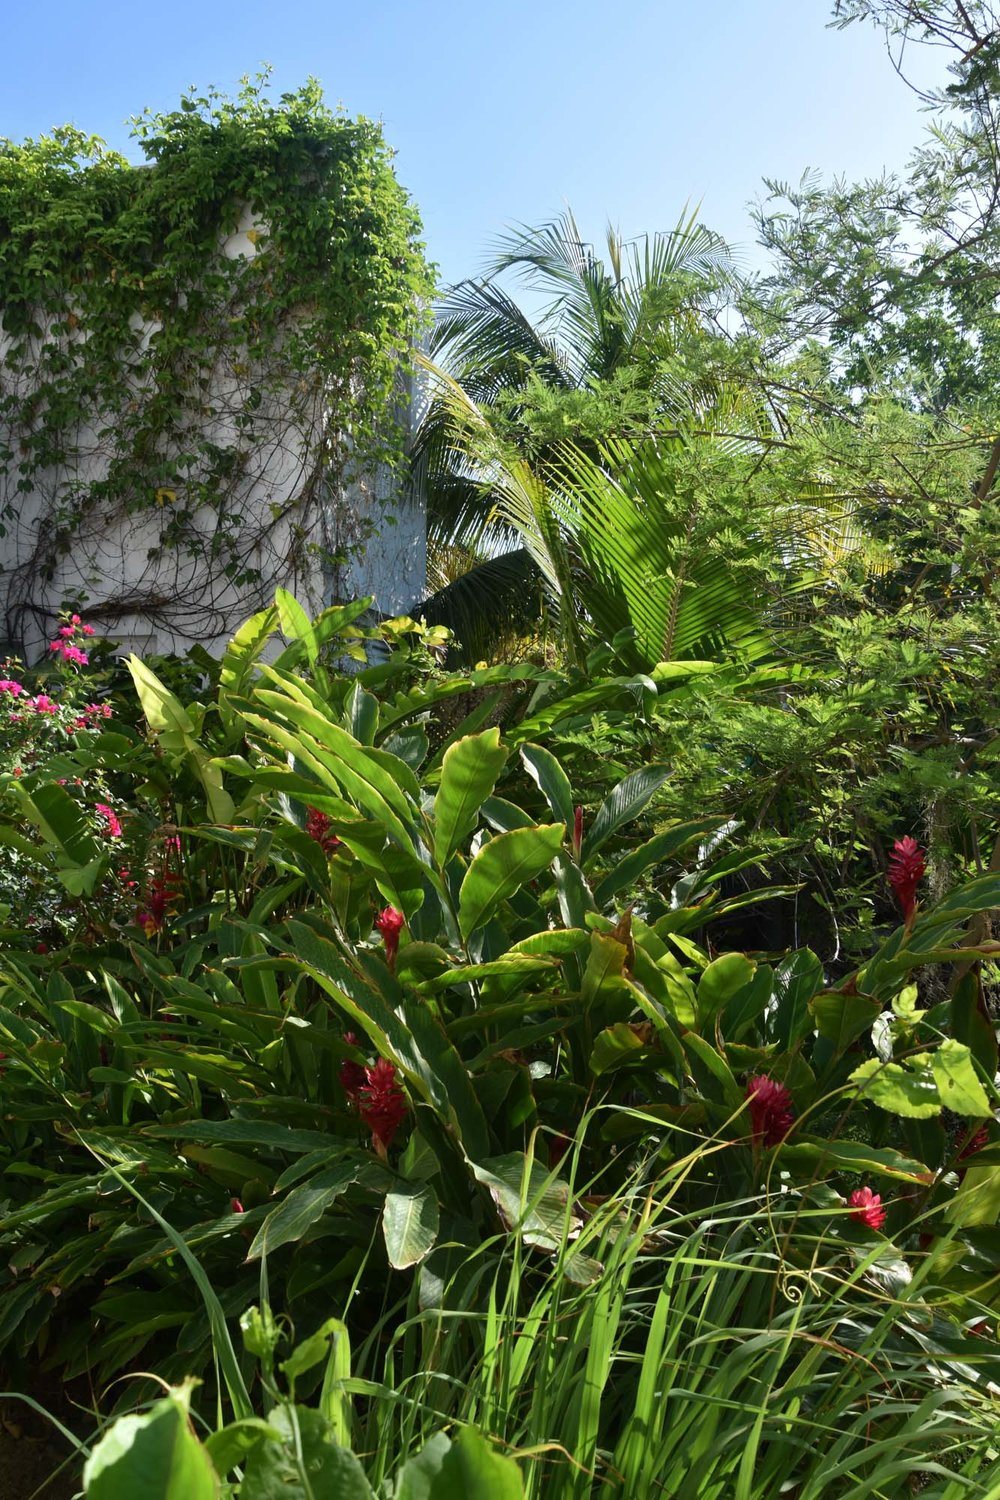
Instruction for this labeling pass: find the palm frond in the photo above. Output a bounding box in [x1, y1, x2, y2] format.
[415, 547, 545, 665]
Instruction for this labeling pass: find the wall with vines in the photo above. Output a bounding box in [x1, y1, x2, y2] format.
[0, 78, 433, 658]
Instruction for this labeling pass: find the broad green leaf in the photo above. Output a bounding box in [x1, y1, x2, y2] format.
[275, 588, 318, 665]
[809, 991, 881, 1052]
[287, 921, 489, 1159]
[204, 1419, 282, 1478]
[433, 728, 508, 866]
[427, 1427, 525, 1498]
[13, 781, 98, 865]
[394, 1433, 452, 1500]
[520, 743, 575, 827]
[83, 1380, 218, 1499]
[946, 1165, 1000, 1228]
[382, 1185, 439, 1269]
[592, 817, 726, 906]
[590, 1023, 649, 1075]
[458, 824, 565, 939]
[472, 1154, 579, 1250]
[582, 764, 671, 861]
[697, 953, 755, 1028]
[930, 1039, 992, 1117]
[240, 1405, 374, 1499]
[776, 1138, 933, 1184]
[247, 1163, 362, 1260]
[849, 1056, 941, 1119]
[346, 681, 379, 745]
[770, 949, 823, 1049]
[581, 933, 628, 1005]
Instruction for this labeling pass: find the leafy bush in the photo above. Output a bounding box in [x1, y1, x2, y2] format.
[1, 594, 1000, 1494]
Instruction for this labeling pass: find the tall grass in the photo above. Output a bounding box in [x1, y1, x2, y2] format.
[341, 1141, 1000, 1498]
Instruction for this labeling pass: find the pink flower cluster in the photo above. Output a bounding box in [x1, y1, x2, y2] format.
[95, 802, 123, 839]
[0, 680, 23, 697]
[71, 702, 113, 732]
[48, 614, 94, 668]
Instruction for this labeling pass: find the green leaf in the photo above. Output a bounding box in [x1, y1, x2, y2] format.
[427, 1427, 524, 1499]
[472, 1153, 579, 1251]
[382, 1185, 439, 1269]
[776, 1138, 933, 1185]
[458, 824, 565, 939]
[394, 1433, 452, 1500]
[83, 1380, 218, 1499]
[592, 817, 726, 906]
[247, 1162, 362, 1260]
[809, 991, 882, 1052]
[519, 743, 575, 827]
[239, 1405, 373, 1499]
[590, 1023, 648, 1076]
[12, 781, 98, 865]
[204, 1419, 283, 1478]
[582, 764, 671, 862]
[275, 588, 318, 666]
[929, 1039, 992, 1117]
[770, 949, 823, 1049]
[696, 953, 755, 1028]
[433, 728, 509, 867]
[849, 1056, 941, 1119]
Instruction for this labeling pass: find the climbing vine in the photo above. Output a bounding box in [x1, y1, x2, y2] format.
[0, 75, 433, 652]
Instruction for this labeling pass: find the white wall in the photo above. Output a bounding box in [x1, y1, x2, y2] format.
[0, 207, 426, 662]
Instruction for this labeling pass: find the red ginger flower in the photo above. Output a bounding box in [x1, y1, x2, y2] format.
[374, 906, 405, 972]
[305, 806, 342, 854]
[746, 1075, 795, 1146]
[358, 1057, 408, 1153]
[848, 1186, 886, 1230]
[888, 836, 926, 924]
[230, 1197, 245, 1215]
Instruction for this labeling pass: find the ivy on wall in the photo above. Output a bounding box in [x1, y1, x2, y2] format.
[0, 75, 434, 649]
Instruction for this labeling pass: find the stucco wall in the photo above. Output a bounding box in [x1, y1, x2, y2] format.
[0, 207, 425, 662]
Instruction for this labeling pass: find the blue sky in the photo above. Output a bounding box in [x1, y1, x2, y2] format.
[3, 1, 945, 287]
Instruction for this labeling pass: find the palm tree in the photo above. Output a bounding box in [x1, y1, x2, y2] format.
[413, 207, 795, 666]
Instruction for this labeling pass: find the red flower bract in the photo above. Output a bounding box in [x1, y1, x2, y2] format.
[848, 1186, 886, 1230]
[888, 836, 926, 923]
[745, 1075, 795, 1146]
[374, 906, 405, 971]
[305, 806, 342, 854]
[358, 1057, 407, 1152]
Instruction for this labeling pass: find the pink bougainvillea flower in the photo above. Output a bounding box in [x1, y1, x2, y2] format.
[745, 1075, 795, 1146]
[305, 806, 342, 854]
[95, 802, 123, 838]
[70, 614, 81, 625]
[888, 837, 926, 924]
[0, 680, 24, 696]
[339, 1032, 368, 1099]
[358, 1057, 408, 1153]
[58, 625, 74, 638]
[374, 906, 405, 972]
[30, 695, 58, 714]
[81, 624, 95, 636]
[848, 1186, 887, 1230]
[63, 645, 88, 666]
